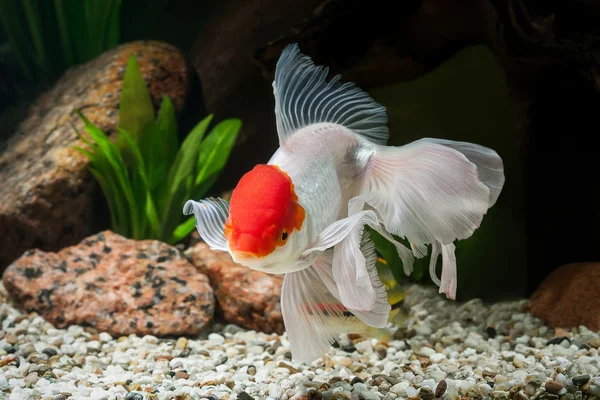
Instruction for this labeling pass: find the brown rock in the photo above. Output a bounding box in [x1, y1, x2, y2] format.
[2, 231, 214, 337]
[0, 41, 193, 271]
[544, 380, 564, 395]
[529, 262, 600, 331]
[189, 242, 284, 334]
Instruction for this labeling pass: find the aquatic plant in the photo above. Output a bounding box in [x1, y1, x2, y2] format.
[0, 0, 122, 84]
[74, 54, 241, 244]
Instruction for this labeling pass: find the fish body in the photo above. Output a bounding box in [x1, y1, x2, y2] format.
[184, 43, 505, 362]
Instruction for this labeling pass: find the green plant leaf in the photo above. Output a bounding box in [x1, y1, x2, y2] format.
[0, 0, 35, 81]
[169, 216, 196, 245]
[22, 0, 51, 78]
[53, 0, 89, 65]
[105, 0, 121, 49]
[118, 127, 150, 238]
[53, 0, 75, 67]
[192, 118, 241, 196]
[77, 111, 138, 238]
[156, 96, 179, 168]
[159, 114, 214, 240]
[118, 53, 155, 145]
[139, 122, 168, 192]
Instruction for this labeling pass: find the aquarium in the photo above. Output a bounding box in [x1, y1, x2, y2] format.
[1, 1, 599, 399]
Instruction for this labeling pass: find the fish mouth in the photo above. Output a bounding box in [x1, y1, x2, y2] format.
[232, 250, 261, 259]
[229, 232, 276, 259]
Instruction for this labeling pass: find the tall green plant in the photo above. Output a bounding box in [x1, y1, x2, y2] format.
[73, 54, 241, 244]
[0, 0, 122, 83]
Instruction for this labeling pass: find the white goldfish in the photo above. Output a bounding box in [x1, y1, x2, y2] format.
[184, 43, 505, 362]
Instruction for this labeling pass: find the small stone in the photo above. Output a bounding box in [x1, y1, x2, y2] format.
[514, 390, 528, 400]
[176, 337, 188, 350]
[405, 386, 418, 398]
[342, 344, 357, 353]
[572, 375, 590, 386]
[238, 391, 255, 400]
[435, 380, 447, 397]
[493, 391, 509, 400]
[418, 347, 436, 357]
[53, 395, 68, 400]
[5, 333, 17, 345]
[175, 371, 190, 380]
[375, 345, 387, 359]
[351, 377, 364, 385]
[419, 386, 434, 400]
[214, 354, 228, 366]
[42, 348, 58, 357]
[467, 387, 483, 400]
[0, 354, 17, 367]
[125, 393, 144, 400]
[98, 332, 112, 342]
[208, 333, 225, 344]
[278, 361, 300, 374]
[247, 365, 256, 375]
[546, 381, 564, 394]
[4, 346, 17, 354]
[307, 389, 324, 400]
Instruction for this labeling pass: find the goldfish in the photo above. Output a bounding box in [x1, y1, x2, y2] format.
[183, 43, 505, 362]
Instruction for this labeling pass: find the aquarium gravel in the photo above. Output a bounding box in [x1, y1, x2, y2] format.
[1, 284, 600, 400]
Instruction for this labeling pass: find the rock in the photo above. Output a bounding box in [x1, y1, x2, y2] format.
[0, 41, 193, 271]
[189, 242, 284, 334]
[529, 263, 600, 331]
[545, 381, 564, 395]
[435, 380, 447, 398]
[572, 375, 590, 386]
[2, 231, 214, 336]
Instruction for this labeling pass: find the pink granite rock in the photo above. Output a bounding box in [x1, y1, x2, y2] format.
[2, 231, 214, 337]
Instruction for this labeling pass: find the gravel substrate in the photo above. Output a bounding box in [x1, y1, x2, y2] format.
[1, 283, 600, 400]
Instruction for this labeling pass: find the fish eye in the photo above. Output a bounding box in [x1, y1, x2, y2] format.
[278, 230, 288, 245]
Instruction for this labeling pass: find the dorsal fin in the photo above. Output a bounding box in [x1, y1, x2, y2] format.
[273, 43, 389, 146]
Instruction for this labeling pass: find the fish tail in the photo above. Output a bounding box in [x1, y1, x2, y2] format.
[354, 138, 504, 300]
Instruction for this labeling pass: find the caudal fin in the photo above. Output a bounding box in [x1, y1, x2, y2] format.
[357, 138, 505, 299]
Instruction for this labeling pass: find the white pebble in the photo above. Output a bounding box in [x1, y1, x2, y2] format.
[99, 332, 113, 342]
[208, 333, 225, 344]
[419, 347, 436, 357]
[405, 386, 418, 398]
[268, 383, 284, 398]
[391, 381, 409, 395]
[87, 340, 101, 351]
[479, 383, 493, 395]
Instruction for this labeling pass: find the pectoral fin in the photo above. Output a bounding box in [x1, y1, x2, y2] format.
[183, 197, 230, 252]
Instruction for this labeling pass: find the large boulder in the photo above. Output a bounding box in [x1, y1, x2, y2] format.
[0, 41, 194, 271]
[2, 231, 214, 337]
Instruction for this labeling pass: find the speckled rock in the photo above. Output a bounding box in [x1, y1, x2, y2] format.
[0, 41, 193, 271]
[529, 262, 600, 331]
[2, 231, 214, 336]
[190, 242, 284, 334]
